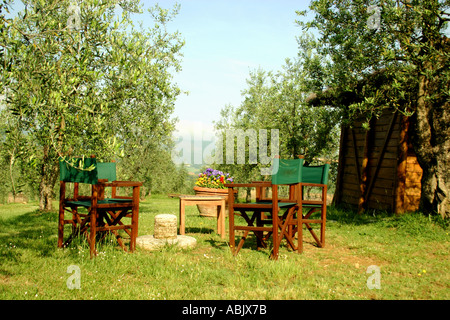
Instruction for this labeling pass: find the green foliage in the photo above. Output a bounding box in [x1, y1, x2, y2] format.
[300, 0, 449, 123]
[3, 0, 183, 158]
[0, 0, 185, 205]
[0, 99, 40, 202]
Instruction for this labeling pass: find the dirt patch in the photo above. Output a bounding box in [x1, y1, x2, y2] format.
[300, 234, 388, 271]
[0, 275, 10, 285]
[320, 246, 382, 269]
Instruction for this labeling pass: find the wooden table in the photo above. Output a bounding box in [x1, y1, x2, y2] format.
[178, 195, 226, 239]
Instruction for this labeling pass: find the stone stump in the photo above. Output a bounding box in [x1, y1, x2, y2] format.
[136, 214, 196, 251]
[154, 214, 177, 240]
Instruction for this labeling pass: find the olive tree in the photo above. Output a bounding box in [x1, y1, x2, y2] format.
[1, 0, 184, 210]
[301, 0, 449, 218]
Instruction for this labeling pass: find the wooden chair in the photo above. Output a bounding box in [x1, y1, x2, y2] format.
[287, 162, 330, 253]
[58, 157, 142, 258]
[225, 157, 304, 260]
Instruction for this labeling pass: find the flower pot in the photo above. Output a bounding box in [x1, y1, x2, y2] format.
[193, 186, 232, 217]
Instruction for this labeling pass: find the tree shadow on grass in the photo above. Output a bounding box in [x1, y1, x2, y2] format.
[327, 204, 449, 228]
[185, 226, 214, 235]
[0, 210, 58, 263]
[326, 205, 388, 226]
[205, 238, 229, 250]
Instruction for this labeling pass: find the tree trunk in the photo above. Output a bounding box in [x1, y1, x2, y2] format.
[412, 67, 450, 219]
[9, 149, 17, 202]
[39, 145, 59, 211]
[419, 157, 449, 219]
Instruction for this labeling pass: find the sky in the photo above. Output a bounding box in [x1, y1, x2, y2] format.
[146, 0, 311, 140]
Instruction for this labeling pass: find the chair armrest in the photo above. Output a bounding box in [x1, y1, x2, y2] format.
[97, 181, 142, 201]
[99, 181, 143, 187]
[113, 181, 143, 187]
[302, 183, 327, 188]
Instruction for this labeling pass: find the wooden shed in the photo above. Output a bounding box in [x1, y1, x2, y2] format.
[333, 109, 423, 213]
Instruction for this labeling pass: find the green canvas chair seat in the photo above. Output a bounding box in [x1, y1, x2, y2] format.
[58, 157, 142, 258]
[65, 198, 132, 207]
[245, 201, 298, 208]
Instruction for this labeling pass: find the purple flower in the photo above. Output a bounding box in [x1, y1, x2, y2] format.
[197, 168, 234, 188]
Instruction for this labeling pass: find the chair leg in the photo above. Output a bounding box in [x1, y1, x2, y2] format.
[58, 207, 65, 248]
[89, 209, 97, 258]
[112, 229, 128, 252]
[236, 230, 249, 254]
[229, 206, 236, 255]
[298, 211, 304, 254]
[270, 212, 279, 260]
[306, 222, 322, 246]
[63, 210, 88, 248]
[130, 186, 140, 252]
[320, 207, 326, 248]
[71, 208, 78, 235]
[321, 187, 327, 248]
[277, 207, 296, 251]
[256, 212, 264, 250]
[322, 226, 326, 247]
[58, 182, 66, 248]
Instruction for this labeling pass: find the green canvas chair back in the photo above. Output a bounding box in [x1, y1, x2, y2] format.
[302, 163, 330, 185]
[97, 162, 116, 182]
[59, 158, 116, 184]
[271, 158, 304, 185]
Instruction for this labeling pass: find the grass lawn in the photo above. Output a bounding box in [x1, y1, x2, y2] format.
[0, 195, 448, 300]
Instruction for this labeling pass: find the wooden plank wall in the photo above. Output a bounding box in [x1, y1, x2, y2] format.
[334, 109, 422, 213]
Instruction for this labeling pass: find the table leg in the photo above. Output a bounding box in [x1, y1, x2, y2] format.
[179, 198, 185, 235]
[220, 200, 225, 239]
[216, 201, 225, 239]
